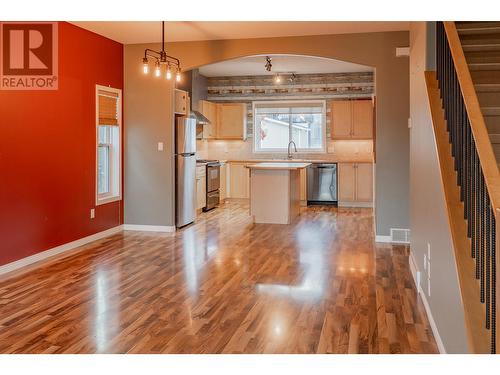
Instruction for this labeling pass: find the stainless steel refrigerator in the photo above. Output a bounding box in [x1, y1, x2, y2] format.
[175, 117, 197, 227]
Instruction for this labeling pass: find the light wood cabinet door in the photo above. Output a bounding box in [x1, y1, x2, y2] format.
[331, 101, 352, 139]
[219, 163, 227, 202]
[338, 163, 356, 202]
[200, 100, 218, 138]
[196, 176, 206, 210]
[217, 103, 247, 140]
[229, 163, 249, 198]
[352, 100, 373, 139]
[300, 168, 307, 201]
[175, 89, 188, 115]
[355, 163, 373, 202]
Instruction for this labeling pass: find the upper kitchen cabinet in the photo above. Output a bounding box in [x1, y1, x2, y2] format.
[199, 100, 218, 139]
[174, 89, 189, 115]
[198, 101, 247, 140]
[217, 103, 247, 140]
[330, 99, 373, 140]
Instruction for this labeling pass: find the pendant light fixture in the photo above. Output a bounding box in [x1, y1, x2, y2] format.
[142, 21, 182, 82]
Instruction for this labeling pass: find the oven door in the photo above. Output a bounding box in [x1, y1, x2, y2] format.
[206, 165, 220, 192]
[204, 190, 220, 211]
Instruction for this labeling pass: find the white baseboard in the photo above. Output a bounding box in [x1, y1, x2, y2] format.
[0, 225, 123, 277]
[123, 224, 176, 232]
[418, 283, 446, 354]
[409, 252, 420, 290]
[375, 235, 392, 243]
[410, 252, 445, 354]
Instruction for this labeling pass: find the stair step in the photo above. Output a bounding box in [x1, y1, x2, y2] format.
[477, 91, 500, 107]
[491, 142, 500, 162]
[489, 133, 500, 143]
[468, 62, 500, 71]
[458, 26, 500, 36]
[482, 106, 500, 116]
[462, 43, 500, 52]
[484, 115, 500, 133]
[464, 50, 500, 64]
[456, 22, 500, 30]
[475, 83, 500, 92]
[460, 35, 500, 46]
[471, 69, 500, 84]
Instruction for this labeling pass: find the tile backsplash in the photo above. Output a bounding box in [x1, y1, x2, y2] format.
[196, 139, 373, 162]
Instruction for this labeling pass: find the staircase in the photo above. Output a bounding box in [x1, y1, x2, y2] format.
[429, 21, 500, 353]
[456, 21, 500, 168]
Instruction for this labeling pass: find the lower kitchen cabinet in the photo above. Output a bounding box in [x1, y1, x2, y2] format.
[300, 168, 307, 204]
[219, 163, 227, 202]
[338, 162, 373, 206]
[228, 162, 249, 199]
[196, 165, 206, 211]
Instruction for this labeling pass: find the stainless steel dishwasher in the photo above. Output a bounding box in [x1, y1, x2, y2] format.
[307, 163, 337, 204]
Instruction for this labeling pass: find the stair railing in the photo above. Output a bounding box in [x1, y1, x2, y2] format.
[436, 21, 500, 354]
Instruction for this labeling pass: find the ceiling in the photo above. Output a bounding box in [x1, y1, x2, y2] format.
[71, 21, 409, 44]
[199, 55, 373, 77]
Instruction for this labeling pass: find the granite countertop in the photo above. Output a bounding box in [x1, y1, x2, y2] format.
[245, 162, 312, 170]
[225, 158, 373, 164]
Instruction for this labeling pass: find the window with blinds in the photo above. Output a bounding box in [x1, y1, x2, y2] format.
[96, 85, 122, 205]
[253, 100, 326, 153]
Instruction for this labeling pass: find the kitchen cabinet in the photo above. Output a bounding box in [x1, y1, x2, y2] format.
[175, 89, 188, 115]
[228, 162, 249, 199]
[217, 103, 247, 140]
[199, 100, 218, 139]
[330, 99, 373, 140]
[220, 162, 227, 202]
[196, 165, 206, 211]
[300, 168, 307, 204]
[197, 101, 247, 140]
[338, 162, 373, 206]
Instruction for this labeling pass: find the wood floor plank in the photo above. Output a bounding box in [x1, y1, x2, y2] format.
[0, 201, 438, 353]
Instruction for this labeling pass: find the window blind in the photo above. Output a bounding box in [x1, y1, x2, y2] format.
[98, 90, 119, 126]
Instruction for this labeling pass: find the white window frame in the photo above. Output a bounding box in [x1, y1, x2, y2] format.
[252, 100, 327, 154]
[95, 84, 122, 206]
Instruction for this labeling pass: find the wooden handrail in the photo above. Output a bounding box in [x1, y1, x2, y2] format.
[443, 22, 500, 211]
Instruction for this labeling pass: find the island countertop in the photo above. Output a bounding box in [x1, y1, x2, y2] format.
[245, 162, 311, 170]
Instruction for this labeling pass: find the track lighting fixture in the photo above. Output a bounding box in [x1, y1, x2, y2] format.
[265, 56, 272, 72]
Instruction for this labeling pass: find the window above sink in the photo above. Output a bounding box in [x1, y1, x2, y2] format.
[253, 100, 326, 154]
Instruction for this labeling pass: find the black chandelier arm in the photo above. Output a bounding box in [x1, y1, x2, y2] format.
[144, 49, 181, 69]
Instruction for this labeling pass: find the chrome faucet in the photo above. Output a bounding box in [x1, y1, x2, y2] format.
[287, 140, 297, 159]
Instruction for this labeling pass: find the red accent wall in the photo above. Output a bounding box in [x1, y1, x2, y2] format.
[0, 22, 124, 266]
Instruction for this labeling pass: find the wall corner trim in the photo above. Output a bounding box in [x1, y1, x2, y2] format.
[0, 225, 123, 277]
[123, 224, 176, 232]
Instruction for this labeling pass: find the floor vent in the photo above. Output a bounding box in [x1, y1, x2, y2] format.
[390, 228, 411, 244]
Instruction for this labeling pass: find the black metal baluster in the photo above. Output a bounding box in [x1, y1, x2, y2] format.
[492, 215, 496, 354]
[487, 202, 491, 329]
[481, 173, 485, 302]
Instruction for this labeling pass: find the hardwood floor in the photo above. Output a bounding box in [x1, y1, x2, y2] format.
[0, 201, 438, 354]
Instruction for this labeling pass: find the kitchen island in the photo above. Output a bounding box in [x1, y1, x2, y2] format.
[245, 162, 311, 224]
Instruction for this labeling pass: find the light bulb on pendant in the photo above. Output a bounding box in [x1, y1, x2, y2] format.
[166, 65, 172, 80]
[154, 61, 161, 77]
[275, 74, 281, 84]
[176, 69, 181, 82]
[142, 58, 149, 74]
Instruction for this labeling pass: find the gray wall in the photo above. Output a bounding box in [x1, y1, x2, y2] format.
[409, 21, 467, 353]
[124, 44, 175, 227]
[123, 32, 410, 236]
[164, 31, 410, 237]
